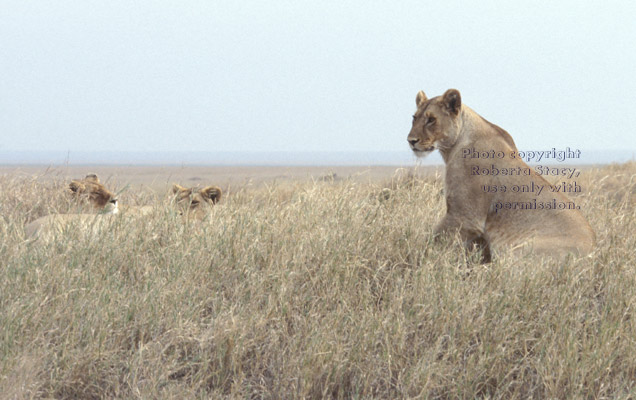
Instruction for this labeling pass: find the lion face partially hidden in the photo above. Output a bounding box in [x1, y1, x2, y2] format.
[68, 174, 119, 213]
[407, 89, 595, 261]
[172, 184, 222, 218]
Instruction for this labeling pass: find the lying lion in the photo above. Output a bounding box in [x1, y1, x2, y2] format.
[25, 174, 120, 240]
[25, 182, 222, 241]
[68, 173, 119, 212]
[407, 89, 595, 261]
[170, 184, 222, 219]
[119, 184, 222, 217]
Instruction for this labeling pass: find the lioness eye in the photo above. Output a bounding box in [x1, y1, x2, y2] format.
[426, 116, 436, 125]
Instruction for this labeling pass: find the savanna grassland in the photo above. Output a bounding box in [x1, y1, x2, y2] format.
[1, 162, 635, 399]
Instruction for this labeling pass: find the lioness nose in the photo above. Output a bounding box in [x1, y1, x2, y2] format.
[408, 138, 419, 146]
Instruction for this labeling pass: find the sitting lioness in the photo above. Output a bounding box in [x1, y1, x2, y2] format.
[68, 174, 119, 212]
[407, 89, 595, 261]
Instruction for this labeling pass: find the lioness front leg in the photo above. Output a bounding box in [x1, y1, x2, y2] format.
[433, 214, 483, 242]
[434, 213, 492, 263]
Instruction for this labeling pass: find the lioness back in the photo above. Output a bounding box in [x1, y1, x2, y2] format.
[407, 89, 594, 259]
[25, 213, 117, 242]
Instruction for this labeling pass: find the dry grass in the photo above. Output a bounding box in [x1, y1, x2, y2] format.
[1, 162, 635, 399]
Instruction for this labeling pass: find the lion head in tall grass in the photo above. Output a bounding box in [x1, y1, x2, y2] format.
[172, 184, 222, 218]
[68, 174, 118, 213]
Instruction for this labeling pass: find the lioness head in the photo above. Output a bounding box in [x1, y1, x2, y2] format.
[69, 174, 119, 213]
[407, 89, 462, 157]
[172, 184, 222, 217]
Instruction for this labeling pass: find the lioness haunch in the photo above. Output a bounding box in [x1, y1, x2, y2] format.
[407, 89, 594, 262]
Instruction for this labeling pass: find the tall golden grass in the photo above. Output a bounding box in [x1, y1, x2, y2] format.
[1, 162, 635, 399]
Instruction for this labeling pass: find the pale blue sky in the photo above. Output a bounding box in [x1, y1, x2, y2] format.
[1, 1, 635, 161]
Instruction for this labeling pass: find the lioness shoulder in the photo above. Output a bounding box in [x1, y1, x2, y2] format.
[407, 89, 595, 260]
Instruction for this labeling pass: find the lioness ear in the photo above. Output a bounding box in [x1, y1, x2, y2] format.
[200, 186, 222, 204]
[69, 181, 85, 193]
[172, 184, 188, 194]
[442, 89, 461, 115]
[415, 90, 427, 108]
[84, 174, 99, 183]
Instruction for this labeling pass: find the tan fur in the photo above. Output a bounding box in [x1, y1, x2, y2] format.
[118, 185, 221, 218]
[25, 174, 120, 241]
[120, 205, 155, 216]
[407, 89, 595, 260]
[24, 214, 118, 242]
[172, 184, 222, 219]
[26, 182, 222, 241]
[68, 174, 118, 211]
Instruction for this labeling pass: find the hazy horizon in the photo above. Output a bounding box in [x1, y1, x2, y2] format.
[1, 148, 633, 167]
